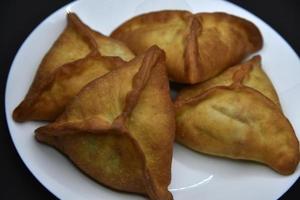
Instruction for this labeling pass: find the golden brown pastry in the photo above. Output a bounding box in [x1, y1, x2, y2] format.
[13, 52, 126, 121]
[111, 10, 263, 83]
[13, 13, 134, 122]
[35, 46, 175, 200]
[175, 56, 299, 175]
[177, 55, 280, 106]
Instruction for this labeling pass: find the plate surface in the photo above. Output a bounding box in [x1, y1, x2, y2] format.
[5, 0, 300, 199]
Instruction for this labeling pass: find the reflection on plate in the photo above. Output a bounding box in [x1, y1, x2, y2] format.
[5, 0, 300, 199]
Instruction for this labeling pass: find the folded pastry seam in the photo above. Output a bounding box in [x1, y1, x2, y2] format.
[36, 46, 174, 200]
[13, 12, 134, 122]
[175, 56, 299, 175]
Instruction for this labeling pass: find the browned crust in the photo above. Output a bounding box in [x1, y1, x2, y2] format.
[175, 55, 282, 110]
[114, 46, 166, 124]
[36, 46, 173, 200]
[174, 55, 282, 107]
[189, 12, 262, 83]
[13, 51, 96, 122]
[175, 85, 280, 112]
[196, 12, 263, 52]
[66, 13, 99, 50]
[111, 10, 191, 38]
[13, 12, 99, 122]
[36, 128, 148, 195]
[232, 56, 259, 84]
[111, 10, 263, 84]
[13, 51, 125, 122]
[175, 76, 280, 113]
[175, 55, 259, 107]
[120, 46, 172, 199]
[184, 16, 202, 83]
[175, 84, 299, 174]
[30, 12, 100, 91]
[174, 56, 299, 174]
[120, 46, 172, 200]
[13, 12, 131, 122]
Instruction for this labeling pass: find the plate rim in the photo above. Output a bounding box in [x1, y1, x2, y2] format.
[5, 0, 300, 199]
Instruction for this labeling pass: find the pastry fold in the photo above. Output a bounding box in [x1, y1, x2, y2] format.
[175, 56, 299, 175]
[35, 46, 175, 200]
[177, 56, 280, 106]
[13, 13, 134, 122]
[111, 10, 262, 83]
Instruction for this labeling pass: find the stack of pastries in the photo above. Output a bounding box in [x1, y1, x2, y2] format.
[13, 11, 299, 200]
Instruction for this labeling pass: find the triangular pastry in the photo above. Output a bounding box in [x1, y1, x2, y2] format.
[175, 56, 299, 175]
[35, 46, 175, 199]
[13, 13, 134, 121]
[14, 52, 126, 121]
[111, 10, 262, 83]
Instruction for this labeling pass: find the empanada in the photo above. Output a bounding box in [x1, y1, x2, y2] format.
[13, 13, 134, 122]
[13, 52, 126, 121]
[175, 57, 299, 175]
[35, 46, 175, 200]
[111, 10, 262, 83]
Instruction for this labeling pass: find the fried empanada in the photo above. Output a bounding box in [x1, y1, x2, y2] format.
[177, 55, 280, 106]
[35, 46, 175, 200]
[175, 58, 299, 175]
[13, 13, 134, 122]
[32, 12, 134, 91]
[13, 52, 126, 121]
[111, 10, 262, 83]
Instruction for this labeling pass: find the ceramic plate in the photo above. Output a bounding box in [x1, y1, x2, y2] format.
[5, 0, 300, 199]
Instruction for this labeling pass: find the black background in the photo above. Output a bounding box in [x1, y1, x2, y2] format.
[0, 0, 299, 199]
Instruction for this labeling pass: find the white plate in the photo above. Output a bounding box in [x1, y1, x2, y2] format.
[5, 0, 300, 199]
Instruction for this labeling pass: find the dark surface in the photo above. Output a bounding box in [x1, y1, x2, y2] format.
[0, 0, 299, 199]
